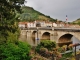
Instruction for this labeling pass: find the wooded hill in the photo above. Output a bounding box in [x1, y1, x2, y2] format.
[18, 6, 57, 22]
[72, 18, 80, 25]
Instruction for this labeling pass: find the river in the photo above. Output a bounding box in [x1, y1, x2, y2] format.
[71, 36, 80, 51]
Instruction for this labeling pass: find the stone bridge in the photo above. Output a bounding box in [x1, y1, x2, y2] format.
[19, 27, 80, 46]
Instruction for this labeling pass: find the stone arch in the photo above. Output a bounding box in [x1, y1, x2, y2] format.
[41, 32, 50, 40]
[32, 31, 37, 44]
[58, 33, 73, 47]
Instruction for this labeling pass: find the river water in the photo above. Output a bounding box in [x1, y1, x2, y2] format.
[71, 36, 80, 51]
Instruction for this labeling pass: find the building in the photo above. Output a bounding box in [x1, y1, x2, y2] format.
[18, 20, 64, 28]
[18, 22, 27, 28]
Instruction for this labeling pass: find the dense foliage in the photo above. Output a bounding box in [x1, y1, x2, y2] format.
[0, 0, 32, 60]
[0, 25, 20, 44]
[0, 0, 26, 26]
[18, 6, 57, 22]
[36, 40, 56, 52]
[0, 41, 31, 60]
[0, 0, 26, 41]
[0, 30, 31, 60]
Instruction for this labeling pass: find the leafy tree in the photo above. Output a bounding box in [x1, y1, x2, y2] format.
[0, 0, 26, 26]
[0, 0, 26, 43]
[0, 41, 31, 60]
[0, 1, 32, 60]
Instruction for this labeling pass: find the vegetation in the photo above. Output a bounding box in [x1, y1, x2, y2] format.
[0, 0, 57, 60]
[35, 41, 77, 60]
[0, 0, 26, 41]
[0, 0, 26, 26]
[72, 18, 80, 25]
[35, 40, 59, 59]
[36, 40, 56, 52]
[0, 41, 31, 60]
[0, 30, 32, 60]
[0, 0, 32, 60]
[18, 6, 57, 22]
[60, 52, 73, 60]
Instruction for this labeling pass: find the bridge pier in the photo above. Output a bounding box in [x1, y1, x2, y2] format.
[27, 30, 33, 45]
[35, 31, 41, 46]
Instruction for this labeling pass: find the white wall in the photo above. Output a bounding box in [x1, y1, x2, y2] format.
[27, 23, 36, 27]
[53, 23, 57, 27]
[18, 24, 25, 28]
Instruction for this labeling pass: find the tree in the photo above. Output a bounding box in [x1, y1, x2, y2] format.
[0, 0, 26, 26]
[0, 1, 32, 60]
[0, 41, 31, 60]
[0, 0, 26, 42]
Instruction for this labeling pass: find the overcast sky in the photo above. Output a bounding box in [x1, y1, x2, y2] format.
[25, 0, 80, 22]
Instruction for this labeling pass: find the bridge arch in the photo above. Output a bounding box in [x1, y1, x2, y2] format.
[58, 33, 73, 47]
[41, 32, 50, 40]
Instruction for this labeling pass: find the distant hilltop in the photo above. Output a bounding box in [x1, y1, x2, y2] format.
[71, 18, 80, 25]
[17, 6, 57, 22]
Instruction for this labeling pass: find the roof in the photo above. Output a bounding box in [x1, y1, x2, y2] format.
[19, 22, 27, 24]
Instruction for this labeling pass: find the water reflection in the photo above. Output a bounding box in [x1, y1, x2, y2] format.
[19, 34, 34, 46]
[72, 36, 80, 51]
[19, 35, 27, 42]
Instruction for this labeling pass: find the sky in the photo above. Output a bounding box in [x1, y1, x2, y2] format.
[25, 0, 80, 22]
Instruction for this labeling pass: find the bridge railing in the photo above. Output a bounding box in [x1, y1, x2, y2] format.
[20, 27, 80, 32]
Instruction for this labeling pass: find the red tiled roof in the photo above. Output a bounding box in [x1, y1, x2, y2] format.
[19, 22, 27, 24]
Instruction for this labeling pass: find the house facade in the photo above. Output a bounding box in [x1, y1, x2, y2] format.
[18, 20, 66, 28]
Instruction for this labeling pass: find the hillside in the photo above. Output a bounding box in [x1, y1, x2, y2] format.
[18, 6, 56, 22]
[73, 18, 80, 23]
[72, 18, 80, 25]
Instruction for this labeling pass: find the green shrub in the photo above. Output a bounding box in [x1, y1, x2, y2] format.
[36, 40, 56, 53]
[40, 40, 56, 50]
[0, 41, 31, 60]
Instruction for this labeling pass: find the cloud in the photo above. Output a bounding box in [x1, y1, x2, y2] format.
[25, 0, 80, 22]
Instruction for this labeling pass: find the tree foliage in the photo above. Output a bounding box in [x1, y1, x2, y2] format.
[0, 1, 32, 60]
[0, 41, 31, 60]
[0, 0, 26, 26]
[0, 0, 26, 42]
